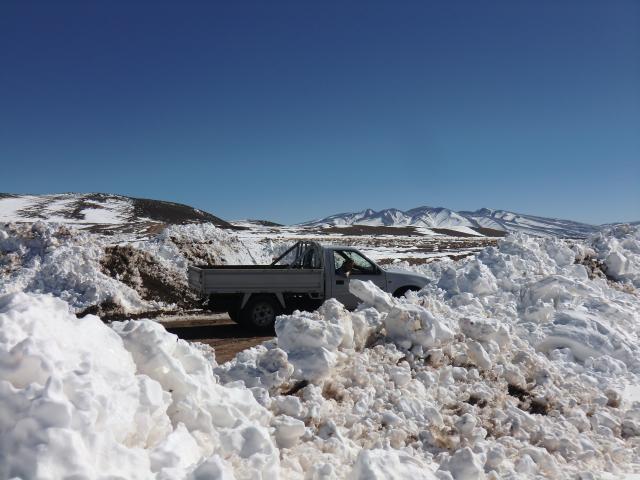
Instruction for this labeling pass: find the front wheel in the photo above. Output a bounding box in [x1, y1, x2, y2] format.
[392, 285, 421, 298]
[240, 295, 282, 331]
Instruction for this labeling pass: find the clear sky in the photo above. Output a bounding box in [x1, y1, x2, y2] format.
[1, 1, 638, 225]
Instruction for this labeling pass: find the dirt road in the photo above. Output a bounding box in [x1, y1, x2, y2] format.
[160, 313, 273, 363]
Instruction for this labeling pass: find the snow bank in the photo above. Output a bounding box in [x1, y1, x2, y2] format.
[0, 222, 262, 314]
[0, 222, 148, 312]
[0, 291, 279, 479]
[217, 227, 640, 478]
[2, 226, 639, 478]
[590, 224, 640, 287]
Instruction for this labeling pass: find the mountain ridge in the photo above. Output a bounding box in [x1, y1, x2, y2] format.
[301, 206, 601, 238]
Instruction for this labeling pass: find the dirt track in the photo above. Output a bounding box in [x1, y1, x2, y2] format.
[160, 314, 273, 363]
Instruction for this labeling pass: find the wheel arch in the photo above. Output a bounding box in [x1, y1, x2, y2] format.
[240, 292, 286, 309]
[392, 285, 421, 298]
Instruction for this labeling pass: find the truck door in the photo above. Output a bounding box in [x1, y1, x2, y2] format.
[328, 249, 386, 309]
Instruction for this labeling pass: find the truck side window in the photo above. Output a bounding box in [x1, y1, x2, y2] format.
[345, 251, 376, 274]
[334, 250, 376, 275]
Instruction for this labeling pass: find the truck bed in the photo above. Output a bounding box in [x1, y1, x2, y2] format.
[188, 266, 324, 294]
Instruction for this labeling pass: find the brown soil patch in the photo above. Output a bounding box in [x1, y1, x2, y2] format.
[163, 315, 273, 363]
[101, 244, 199, 309]
[130, 197, 232, 227]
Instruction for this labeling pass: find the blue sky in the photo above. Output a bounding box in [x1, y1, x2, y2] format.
[1, 1, 638, 224]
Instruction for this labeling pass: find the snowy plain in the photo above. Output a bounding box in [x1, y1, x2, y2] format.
[0, 219, 639, 479]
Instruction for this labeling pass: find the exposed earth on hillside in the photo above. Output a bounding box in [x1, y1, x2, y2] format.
[0, 192, 232, 234]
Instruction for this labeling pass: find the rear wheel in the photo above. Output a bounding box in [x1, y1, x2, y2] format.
[240, 295, 282, 331]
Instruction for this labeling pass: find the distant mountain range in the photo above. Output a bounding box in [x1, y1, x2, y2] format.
[0, 193, 230, 233]
[1, 193, 632, 238]
[301, 206, 601, 238]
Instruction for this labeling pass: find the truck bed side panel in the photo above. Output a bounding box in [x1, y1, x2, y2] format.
[196, 269, 324, 294]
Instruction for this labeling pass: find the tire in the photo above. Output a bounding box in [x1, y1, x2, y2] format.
[240, 295, 282, 331]
[392, 285, 421, 298]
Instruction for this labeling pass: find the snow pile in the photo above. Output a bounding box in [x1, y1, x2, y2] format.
[0, 291, 279, 479]
[1, 226, 639, 478]
[146, 223, 264, 268]
[216, 228, 640, 478]
[0, 222, 262, 314]
[0, 222, 148, 313]
[590, 224, 640, 287]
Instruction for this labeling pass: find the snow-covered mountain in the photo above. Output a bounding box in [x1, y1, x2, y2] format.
[0, 193, 230, 232]
[302, 206, 600, 238]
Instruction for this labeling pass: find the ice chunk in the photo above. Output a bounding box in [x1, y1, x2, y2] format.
[439, 447, 486, 480]
[384, 303, 454, 349]
[350, 449, 439, 479]
[350, 279, 395, 312]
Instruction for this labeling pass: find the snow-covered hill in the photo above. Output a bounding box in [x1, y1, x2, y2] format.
[0, 193, 231, 232]
[303, 206, 600, 238]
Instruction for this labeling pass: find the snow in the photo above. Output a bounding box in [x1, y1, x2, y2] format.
[0, 222, 261, 314]
[0, 196, 36, 221]
[0, 194, 133, 225]
[591, 224, 640, 287]
[1, 222, 639, 478]
[79, 198, 130, 224]
[0, 222, 148, 312]
[0, 292, 279, 479]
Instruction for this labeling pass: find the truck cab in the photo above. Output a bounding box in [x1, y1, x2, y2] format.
[323, 246, 427, 309]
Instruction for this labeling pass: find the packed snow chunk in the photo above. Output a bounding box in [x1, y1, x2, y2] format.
[188, 455, 235, 480]
[216, 343, 294, 393]
[0, 291, 280, 479]
[535, 309, 638, 367]
[590, 224, 640, 287]
[350, 306, 385, 350]
[349, 279, 395, 312]
[455, 260, 498, 296]
[465, 340, 492, 370]
[271, 414, 306, 448]
[384, 302, 455, 350]
[274, 299, 357, 381]
[459, 316, 510, 347]
[438, 447, 486, 480]
[437, 260, 497, 297]
[350, 449, 439, 480]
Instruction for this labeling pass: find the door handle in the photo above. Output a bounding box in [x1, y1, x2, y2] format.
[336, 280, 344, 285]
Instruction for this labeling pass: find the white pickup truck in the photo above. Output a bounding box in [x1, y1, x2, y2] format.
[188, 241, 429, 329]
